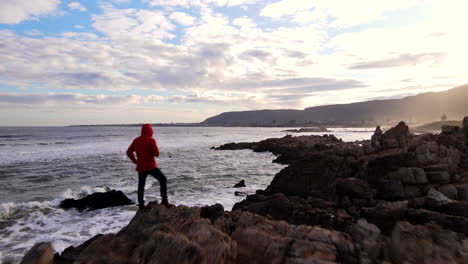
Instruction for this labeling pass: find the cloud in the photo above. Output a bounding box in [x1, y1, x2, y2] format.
[349, 53, 445, 69]
[0, 0, 60, 24]
[144, 0, 258, 8]
[92, 4, 175, 40]
[265, 78, 365, 93]
[169, 11, 196, 26]
[260, 0, 422, 27]
[24, 29, 42, 36]
[68, 2, 87, 12]
[0, 93, 164, 105]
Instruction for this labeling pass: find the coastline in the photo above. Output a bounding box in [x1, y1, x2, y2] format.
[21, 119, 468, 263]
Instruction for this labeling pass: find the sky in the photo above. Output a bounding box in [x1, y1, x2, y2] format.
[0, 0, 467, 126]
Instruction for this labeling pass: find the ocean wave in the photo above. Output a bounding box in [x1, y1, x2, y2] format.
[0, 202, 17, 222]
[37, 141, 69, 146]
[0, 135, 32, 139]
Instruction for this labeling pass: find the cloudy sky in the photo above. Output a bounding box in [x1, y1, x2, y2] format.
[1, 0, 467, 125]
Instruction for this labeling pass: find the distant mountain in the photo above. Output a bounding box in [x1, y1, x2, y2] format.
[202, 85, 468, 126]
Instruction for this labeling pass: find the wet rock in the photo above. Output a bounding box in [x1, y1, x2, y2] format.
[234, 191, 247, 196]
[437, 184, 458, 199]
[233, 180, 246, 188]
[59, 190, 133, 211]
[20, 242, 53, 264]
[390, 221, 467, 264]
[425, 189, 453, 209]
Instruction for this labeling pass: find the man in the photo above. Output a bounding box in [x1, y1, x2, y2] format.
[127, 124, 171, 209]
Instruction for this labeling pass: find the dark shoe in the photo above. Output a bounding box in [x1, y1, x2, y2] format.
[161, 200, 174, 208]
[137, 204, 145, 210]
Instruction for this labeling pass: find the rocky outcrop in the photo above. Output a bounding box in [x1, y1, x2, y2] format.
[59, 190, 133, 211]
[233, 180, 246, 188]
[23, 119, 468, 264]
[48, 202, 359, 264]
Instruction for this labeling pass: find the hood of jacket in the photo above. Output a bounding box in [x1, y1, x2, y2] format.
[141, 124, 153, 137]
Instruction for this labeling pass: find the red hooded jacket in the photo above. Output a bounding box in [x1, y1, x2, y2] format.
[126, 124, 160, 172]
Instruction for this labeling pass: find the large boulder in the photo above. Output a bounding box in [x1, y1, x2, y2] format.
[59, 190, 133, 211]
[381, 121, 411, 149]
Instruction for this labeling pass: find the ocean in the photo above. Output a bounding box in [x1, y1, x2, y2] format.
[0, 126, 374, 263]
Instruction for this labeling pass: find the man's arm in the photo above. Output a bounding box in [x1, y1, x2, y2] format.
[126, 141, 138, 164]
[151, 138, 160, 157]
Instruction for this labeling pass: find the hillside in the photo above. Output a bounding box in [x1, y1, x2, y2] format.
[202, 85, 468, 126]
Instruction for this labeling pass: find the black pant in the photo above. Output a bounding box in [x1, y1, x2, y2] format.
[138, 168, 167, 205]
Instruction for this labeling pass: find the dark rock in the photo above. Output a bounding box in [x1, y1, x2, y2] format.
[425, 189, 453, 209]
[376, 179, 405, 200]
[361, 201, 408, 231]
[214, 142, 255, 150]
[59, 190, 133, 211]
[233, 180, 246, 188]
[54, 235, 103, 264]
[200, 203, 224, 222]
[234, 191, 247, 196]
[406, 208, 468, 235]
[265, 154, 360, 198]
[438, 201, 468, 217]
[437, 184, 458, 199]
[20, 242, 53, 264]
[457, 185, 468, 201]
[387, 167, 427, 185]
[335, 177, 373, 199]
[370, 126, 383, 148]
[282, 127, 329, 133]
[381, 121, 411, 149]
[426, 171, 451, 184]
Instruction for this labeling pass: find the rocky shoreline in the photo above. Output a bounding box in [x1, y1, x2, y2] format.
[21, 118, 468, 264]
